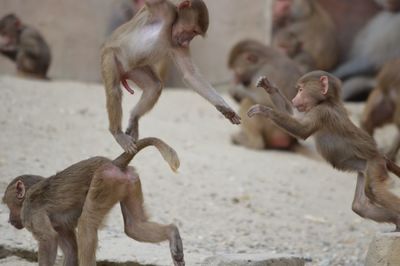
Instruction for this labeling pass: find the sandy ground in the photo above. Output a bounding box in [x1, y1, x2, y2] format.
[0, 76, 399, 266]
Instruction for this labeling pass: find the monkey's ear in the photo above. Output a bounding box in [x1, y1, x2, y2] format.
[246, 53, 259, 64]
[320, 75, 329, 95]
[15, 180, 25, 200]
[178, 0, 191, 10]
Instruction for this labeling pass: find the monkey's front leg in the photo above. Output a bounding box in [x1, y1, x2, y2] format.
[257, 76, 293, 114]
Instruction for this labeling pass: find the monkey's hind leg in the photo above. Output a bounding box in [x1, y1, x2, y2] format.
[364, 158, 400, 221]
[102, 50, 137, 153]
[120, 171, 184, 266]
[124, 66, 162, 141]
[77, 163, 129, 266]
[352, 173, 400, 230]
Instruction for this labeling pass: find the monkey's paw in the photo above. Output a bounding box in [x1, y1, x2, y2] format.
[256, 76, 276, 93]
[247, 104, 272, 118]
[216, 105, 241, 125]
[115, 133, 137, 154]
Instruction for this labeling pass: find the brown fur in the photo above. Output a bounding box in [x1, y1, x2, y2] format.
[227, 39, 302, 150]
[248, 72, 400, 230]
[0, 14, 51, 79]
[272, 0, 339, 71]
[102, 0, 240, 154]
[361, 59, 400, 160]
[2, 138, 184, 266]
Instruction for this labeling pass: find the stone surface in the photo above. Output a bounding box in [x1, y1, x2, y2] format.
[365, 232, 400, 266]
[202, 254, 305, 266]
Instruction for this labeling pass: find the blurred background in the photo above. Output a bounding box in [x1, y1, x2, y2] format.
[0, 0, 272, 85]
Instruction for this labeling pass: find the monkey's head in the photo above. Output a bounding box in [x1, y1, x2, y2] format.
[2, 175, 44, 230]
[273, 29, 302, 57]
[273, 0, 293, 26]
[375, 0, 400, 12]
[292, 71, 341, 112]
[172, 0, 209, 48]
[0, 13, 21, 49]
[228, 40, 270, 87]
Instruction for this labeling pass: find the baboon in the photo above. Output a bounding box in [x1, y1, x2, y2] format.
[102, 0, 240, 153]
[2, 138, 184, 266]
[0, 13, 51, 79]
[228, 40, 302, 150]
[248, 72, 400, 230]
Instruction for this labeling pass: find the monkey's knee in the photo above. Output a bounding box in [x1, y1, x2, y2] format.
[352, 201, 367, 218]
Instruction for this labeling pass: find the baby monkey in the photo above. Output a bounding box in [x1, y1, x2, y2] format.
[248, 71, 400, 230]
[102, 0, 240, 153]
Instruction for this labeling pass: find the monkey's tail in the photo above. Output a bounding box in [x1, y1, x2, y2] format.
[113, 137, 180, 172]
[386, 158, 400, 178]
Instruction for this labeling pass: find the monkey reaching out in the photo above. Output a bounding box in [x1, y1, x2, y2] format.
[2, 138, 184, 266]
[248, 72, 400, 230]
[0, 14, 51, 79]
[102, 0, 241, 153]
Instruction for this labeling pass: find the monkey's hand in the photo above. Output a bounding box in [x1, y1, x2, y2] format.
[216, 105, 241, 124]
[256, 76, 277, 94]
[247, 104, 273, 118]
[114, 133, 137, 154]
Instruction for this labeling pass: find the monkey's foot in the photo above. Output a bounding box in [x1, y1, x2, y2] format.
[169, 226, 185, 266]
[115, 133, 137, 153]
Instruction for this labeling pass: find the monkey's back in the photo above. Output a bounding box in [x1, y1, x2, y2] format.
[23, 157, 111, 219]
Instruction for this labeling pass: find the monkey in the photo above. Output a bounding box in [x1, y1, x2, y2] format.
[106, 0, 169, 81]
[0, 13, 51, 79]
[101, 0, 241, 154]
[361, 59, 400, 161]
[272, 0, 339, 71]
[227, 39, 302, 150]
[272, 28, 315, 73]
[248, 72, 400, 230]
[2, 137, 184, 266]
[272, 0, 293, 30]
[333, 0, 400, 100]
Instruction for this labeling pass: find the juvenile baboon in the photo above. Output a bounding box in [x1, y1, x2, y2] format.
[0, 13, 51, 79]
[248, 72, 400, 230]
[102, 0, 240, 153]
[2, 138, 184, 266]
[228, 40, 302, 150]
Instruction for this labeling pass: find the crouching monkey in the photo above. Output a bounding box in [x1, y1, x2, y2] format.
[2, 137, 184, 266]
[102, 0, 241, 154]
[248, 72, 400, 230]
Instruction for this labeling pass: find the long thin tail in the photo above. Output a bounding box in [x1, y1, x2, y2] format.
[113, 137, 180, 172]
[386, 158, 400, 178]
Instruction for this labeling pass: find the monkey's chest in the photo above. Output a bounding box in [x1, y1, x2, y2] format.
[123, 23, 169, 65]
[315, 133, 357, 170]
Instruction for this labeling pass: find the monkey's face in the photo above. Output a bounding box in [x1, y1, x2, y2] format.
[292, 83, 318, 112]
[172, 13, 202, 48]
[3, 191, 24, 230]
[230, 53, 261, 87]
[273, 0, 293, 25]
[274, 31, 300, 57]
[0, 15, 20, 50]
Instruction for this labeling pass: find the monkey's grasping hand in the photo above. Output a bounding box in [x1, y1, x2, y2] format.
[114, 132, 137, 154]
[247, 104, 273, 118]
[257, 76, 277, 94]
[216, 105, 241, 124]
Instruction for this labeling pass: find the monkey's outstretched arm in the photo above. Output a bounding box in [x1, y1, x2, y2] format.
[256, 76, 293, 114]
[248, 104, 316, 140]
[171, 47, 241, 124]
